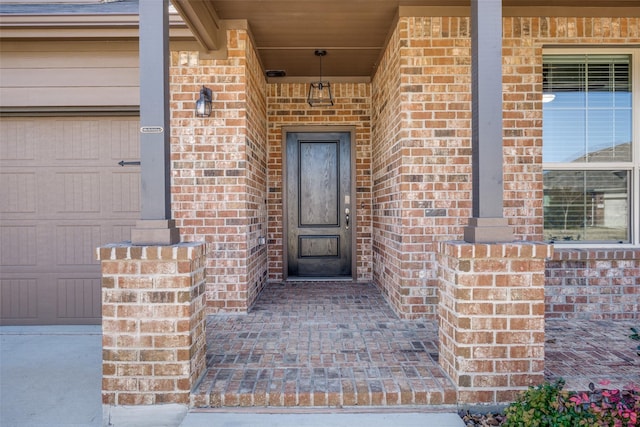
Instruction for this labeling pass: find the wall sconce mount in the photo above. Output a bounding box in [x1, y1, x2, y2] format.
[195, 85, 212, 117]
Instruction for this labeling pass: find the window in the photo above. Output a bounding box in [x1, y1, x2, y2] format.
[543, 49, 639, 244]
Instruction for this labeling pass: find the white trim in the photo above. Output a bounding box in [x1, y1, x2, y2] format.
[542, 47, 639, 245]
[551, 243, 640, 249]
[632, 48, 640, 245]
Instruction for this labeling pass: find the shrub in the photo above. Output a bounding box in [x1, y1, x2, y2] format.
[630, 327, 640, 357]
[503, 379, 640, 427]
[503, 379, 590, 427]
[573, 381, 639, 427]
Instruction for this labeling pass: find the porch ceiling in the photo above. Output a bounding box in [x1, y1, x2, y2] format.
[172, 0, 639, 82]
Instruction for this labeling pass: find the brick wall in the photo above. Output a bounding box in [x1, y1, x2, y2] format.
[370, 20, 408, 317]
[546, 248, 640, 320]
[372, 17, 479, 319]
[369, 15, 639, 319]
[244, 28, 269, 309]
[266, 83, 372, 282]
[99, 243, 206, 405]
[171, 28, 267, 313]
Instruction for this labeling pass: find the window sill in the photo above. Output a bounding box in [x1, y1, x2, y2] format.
[548, 242, 639, 249]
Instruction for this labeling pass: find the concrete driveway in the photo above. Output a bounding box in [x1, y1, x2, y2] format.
[0, 326, 103, 426]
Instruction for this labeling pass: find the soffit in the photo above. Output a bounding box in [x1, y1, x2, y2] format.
[174, 0, 639, 82]
[2, 0, 638, 81]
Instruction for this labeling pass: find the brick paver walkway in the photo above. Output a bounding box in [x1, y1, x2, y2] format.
[192, 282, 456, 407]
[192, 282, 640, 407]
[544, 318, 640, 391]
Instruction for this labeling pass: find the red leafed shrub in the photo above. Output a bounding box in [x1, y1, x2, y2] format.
[572, 381, 639, 427]
[503, 379, 640, 427]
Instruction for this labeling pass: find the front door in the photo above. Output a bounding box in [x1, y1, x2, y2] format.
[286, 131, 352, 278]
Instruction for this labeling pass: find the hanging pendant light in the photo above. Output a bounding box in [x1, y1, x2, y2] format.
[307, 50, 334, 107]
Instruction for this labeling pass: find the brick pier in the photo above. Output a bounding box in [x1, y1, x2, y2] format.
[437, 241, 552, 404]
[98, 242, 207, 405]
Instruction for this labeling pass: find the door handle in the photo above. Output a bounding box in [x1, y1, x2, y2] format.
[345, 208, 350, 230]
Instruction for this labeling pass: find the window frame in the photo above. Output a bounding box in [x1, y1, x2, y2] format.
[542, 47, 639, 247]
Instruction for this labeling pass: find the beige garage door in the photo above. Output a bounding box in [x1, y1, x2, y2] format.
[0, 116, 140, 325]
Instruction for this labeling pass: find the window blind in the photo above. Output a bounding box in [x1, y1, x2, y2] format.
[542, 54, 632, 163]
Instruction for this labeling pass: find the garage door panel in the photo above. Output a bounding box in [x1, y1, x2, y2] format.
[0, 116, 140, 325]
[0, 172, 37, 214]
[51, 221, 137, 265]
[0, 225, 38, 266]
[1, 276, 101, 323]
[108, 120, 140, 160]
[54, 120, 102, 161]
[110, 223, 136, 243]
[55, 224, 102, 266]
[1, 221, 129, 270]
[0, 278, 38, 320]
[55, 171, 101, 214]
[0, 120, 36, 161]
[110, 171, 141, 214]
[99, 221, 138, 247]
[56, 277, 101, 319]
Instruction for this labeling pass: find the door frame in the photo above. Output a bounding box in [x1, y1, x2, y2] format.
[282, 126, 357, 281]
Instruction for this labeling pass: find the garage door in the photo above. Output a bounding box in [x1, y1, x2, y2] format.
[0, 116, 140, 325]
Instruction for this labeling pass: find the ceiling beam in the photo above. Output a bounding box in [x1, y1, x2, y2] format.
[171, 0, 224, 52]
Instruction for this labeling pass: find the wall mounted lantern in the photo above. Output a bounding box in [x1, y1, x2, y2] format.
[307, 50, 334, 107]
[195, 85, 212, 117]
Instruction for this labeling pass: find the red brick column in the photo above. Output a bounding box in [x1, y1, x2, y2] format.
[98, 242, 207, 405]
[437, 241, 552, 404]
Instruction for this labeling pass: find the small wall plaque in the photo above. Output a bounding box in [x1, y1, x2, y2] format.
[140, 126, 164, 134]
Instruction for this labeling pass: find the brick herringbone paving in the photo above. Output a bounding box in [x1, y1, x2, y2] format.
[544, 319, 640, 392]
[192, 282, 457, 407]
[191, 283, 640, 408]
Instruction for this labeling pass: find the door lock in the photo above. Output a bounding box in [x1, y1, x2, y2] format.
[345, 208, 350, 230]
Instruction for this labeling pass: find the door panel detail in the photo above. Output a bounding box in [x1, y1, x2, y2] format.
[299, 142, 339, 227]
[299, 235, 340, 258]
